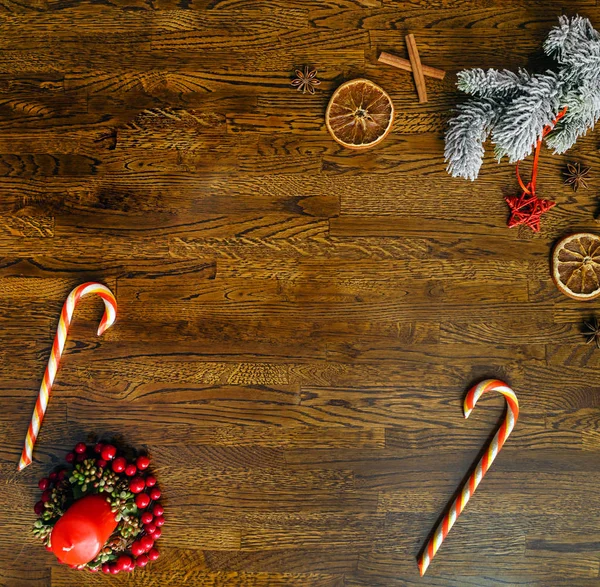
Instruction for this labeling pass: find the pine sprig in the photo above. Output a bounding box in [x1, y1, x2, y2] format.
[457, 68, 530, 98]
[544, 15, 600, 65]
[446, 15, 600, 180]
[546, 86, 600, 153]
[445, 97, 502, 180]
[492, 71, 562, 163]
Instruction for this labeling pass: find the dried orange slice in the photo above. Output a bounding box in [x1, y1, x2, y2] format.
[325, 78, 394, 150]
[552, 233, 600, 300]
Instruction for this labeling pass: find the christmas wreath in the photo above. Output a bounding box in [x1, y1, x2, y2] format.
[32, 440, 164, 574]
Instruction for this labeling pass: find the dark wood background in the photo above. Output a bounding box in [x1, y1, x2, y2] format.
[1, 1, 600, 585]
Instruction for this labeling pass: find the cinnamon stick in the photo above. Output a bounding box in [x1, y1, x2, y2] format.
[405, 34, 428, 103]
[378, 51, 446, 80]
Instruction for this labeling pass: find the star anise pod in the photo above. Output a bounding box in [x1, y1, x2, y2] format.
[564, 162, 591, 192]
[291, 66, 321, 95]
[584, 317, 600, 349]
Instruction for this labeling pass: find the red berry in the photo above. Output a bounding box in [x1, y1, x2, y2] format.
[141, 512, 154, 525]
[145, 475, 157, 488]
[75, 442, 87, 454]
[110, 563, 119, 574]
[131, 540, 144, 557]
[151, 528, 162, 539]
[140, 536, 154, 552]
[129, 477, 145, 494]
[94, 442, 104, 454]
[149, 488, 161, 501]
[57, 469, 67, 481]
[34, 501, 44, 515]
[153, 504, 164, 517]
[136, 455, 150, 470]
[101, 445, 117, 461]
[125, 464, 137, 476]
[96, 458, 107, 468]
[65, 452, 75, 463]
[148, 548, 160, 561]
[112, 456, 127, 473]
[117, 555, 132, 571]
[76, 452, 86, 463]
[136, 554, 149, 567]
[102, 563, 111, 574]
[41, 489, 52, 503]
[136, 493, 150, 509]
[49, 472, 57, 481]
[154, 515, 165, 527]
[144, 523, 157, 535]
[38, 478, 50, 491]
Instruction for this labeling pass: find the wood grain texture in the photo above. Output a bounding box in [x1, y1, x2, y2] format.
[1, 2, 600, 586]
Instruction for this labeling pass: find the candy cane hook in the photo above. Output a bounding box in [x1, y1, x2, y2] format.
[417, 379, 519, 576]
[18, 282, 117, 471]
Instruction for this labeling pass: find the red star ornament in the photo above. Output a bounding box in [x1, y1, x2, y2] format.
[505, 192, 555, 233]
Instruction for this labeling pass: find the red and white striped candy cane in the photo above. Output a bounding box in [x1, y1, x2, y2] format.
[417, 379, 519, 576]
[18, 282, 117, 471]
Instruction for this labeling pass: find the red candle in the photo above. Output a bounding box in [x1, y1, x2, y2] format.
[51, 494, 117, 566]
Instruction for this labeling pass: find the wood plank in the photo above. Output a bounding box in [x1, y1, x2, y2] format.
[311, 7, 563, 30]
[50, 568, 345, 587]
[171, 234, 552, 261]
[203, 548, 359, 573]
[377, 471, 600, 515]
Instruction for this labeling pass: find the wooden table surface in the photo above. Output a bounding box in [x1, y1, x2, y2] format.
[2, 1, 600, 586]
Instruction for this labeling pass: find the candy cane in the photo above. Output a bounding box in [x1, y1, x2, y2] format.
[417, 379, 519, 576]
[18, 282, 117, 471]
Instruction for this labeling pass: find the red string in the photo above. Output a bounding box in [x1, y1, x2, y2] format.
[506, 106, 568, 232]
[515, 106, 568, 197]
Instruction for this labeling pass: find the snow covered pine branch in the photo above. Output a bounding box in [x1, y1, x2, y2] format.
[445, 16, 600, 180]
